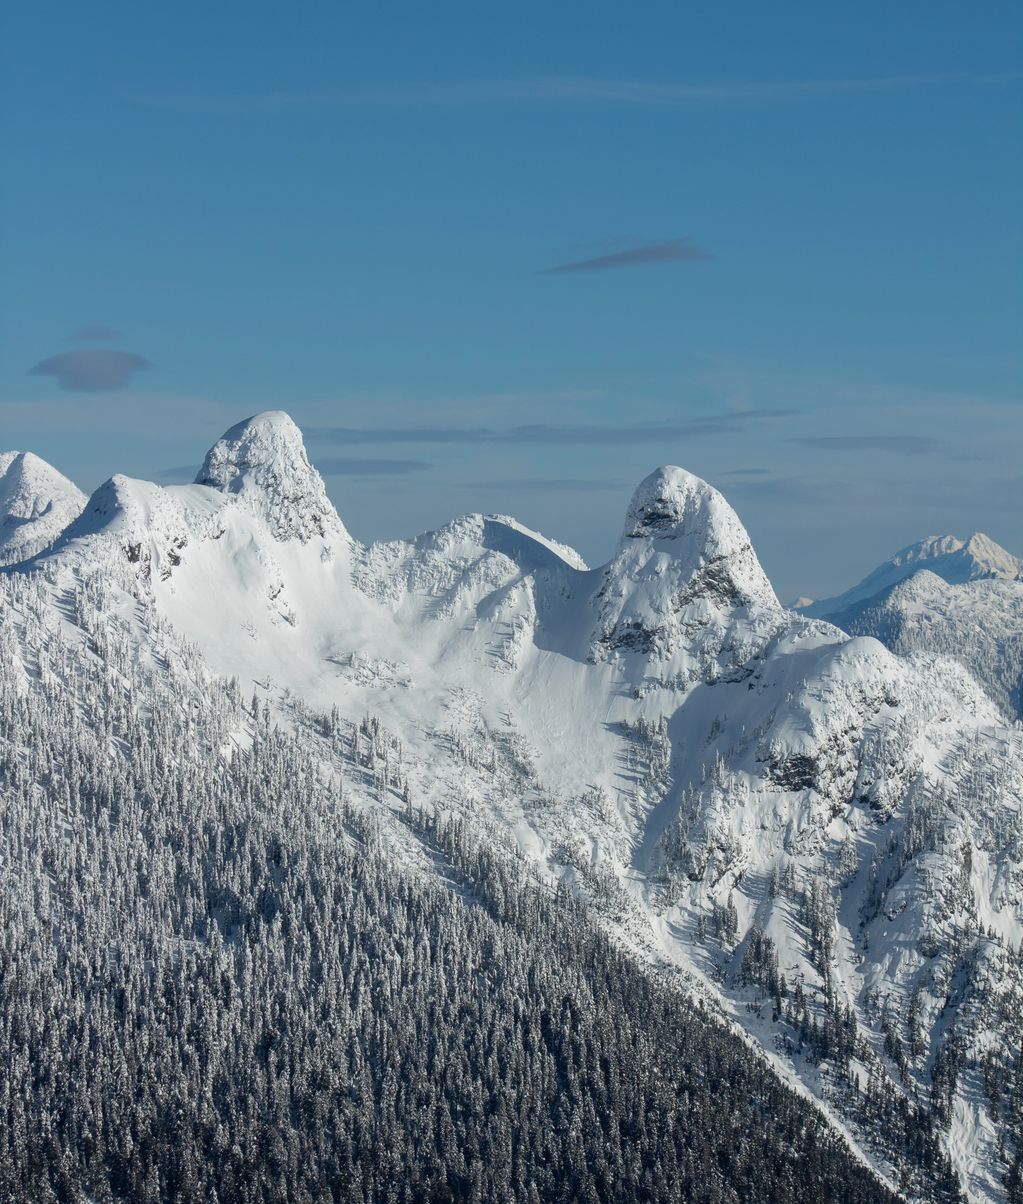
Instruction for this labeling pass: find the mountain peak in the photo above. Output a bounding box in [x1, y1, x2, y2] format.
[804, 529, 1022, 618]
[623, 466, 714, 539]
[195, 411, 347, 544]
[961, 532, 1022, 579]
[591, 467, 780, 661]
[195, 411, 308, 492]
[0, 450, 87, 566]
[621, 466, 777, 603]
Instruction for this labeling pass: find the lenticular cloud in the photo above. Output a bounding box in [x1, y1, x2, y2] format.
[30, 348, 151, 392]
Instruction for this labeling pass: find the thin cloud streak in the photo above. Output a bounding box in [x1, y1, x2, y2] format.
[132, 73, 1017, 114]
[308, 409, 795, 447]
[460, 477, 623, 492]
[156, 466, 198, 482]
[315, 457, 432, 476]
[541, 239, 713, 274]
[159, 458, 432, 482]
[792, 435, 941, 454]
[154, 459, 431, 482]
[68, 326, 122, 343]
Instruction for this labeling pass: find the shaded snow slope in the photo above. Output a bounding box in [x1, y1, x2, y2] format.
[9, 410, 1022, 1201]
[0, 450, 86, 566]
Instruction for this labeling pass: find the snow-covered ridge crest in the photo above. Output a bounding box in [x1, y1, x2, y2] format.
[48, 473, 229, 585]
[196, 410, 348, 544]
[883, 532, 1023, 583]
[800, 527, 1023, 721]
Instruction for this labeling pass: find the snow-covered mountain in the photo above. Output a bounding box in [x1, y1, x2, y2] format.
[0, 449, 86, 565]
[802, 535, 1023, 722]
[4, 411, 1022, 1201]
[802, 534, 1022, 619]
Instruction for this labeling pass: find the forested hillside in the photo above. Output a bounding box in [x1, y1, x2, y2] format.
[0, 569, 920, 1204]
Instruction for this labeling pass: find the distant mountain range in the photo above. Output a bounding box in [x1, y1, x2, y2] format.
[2, 411, 1020, 1201]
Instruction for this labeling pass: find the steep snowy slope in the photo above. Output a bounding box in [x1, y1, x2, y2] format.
[11, 411, 1023, 1201]
[0, 450, 86, 565]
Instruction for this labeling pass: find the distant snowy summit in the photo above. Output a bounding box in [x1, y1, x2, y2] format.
[802, 532, 1023, 720]
[0, 450, 86, 566]
[800, 532, 1022, 619]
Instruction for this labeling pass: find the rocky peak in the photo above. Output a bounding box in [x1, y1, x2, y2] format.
[591, 467, 780, 662]
[619, 467, 778, 604]
[195, 411, 347, 544]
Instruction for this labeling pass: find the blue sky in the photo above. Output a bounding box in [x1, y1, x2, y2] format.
[1, 1, 1020, 599]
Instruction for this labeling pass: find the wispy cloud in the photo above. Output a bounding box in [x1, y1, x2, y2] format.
[314, 457, 431, 476]
[312, 426, 494, 445]
[308, 409, 794, 447]
[30, 349, 151, 393]
[460, 477, 622, 492]
[68, 325, 122, 343]
[792, 435, 941, 454]
[133, 73, 1016, 114]
[541, 239, 713, 274]
[725, 475, 845, 504]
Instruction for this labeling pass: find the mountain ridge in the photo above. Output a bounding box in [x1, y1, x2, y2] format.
[802, 531, 1022, 619]
[2, 410, 1021, 1201]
